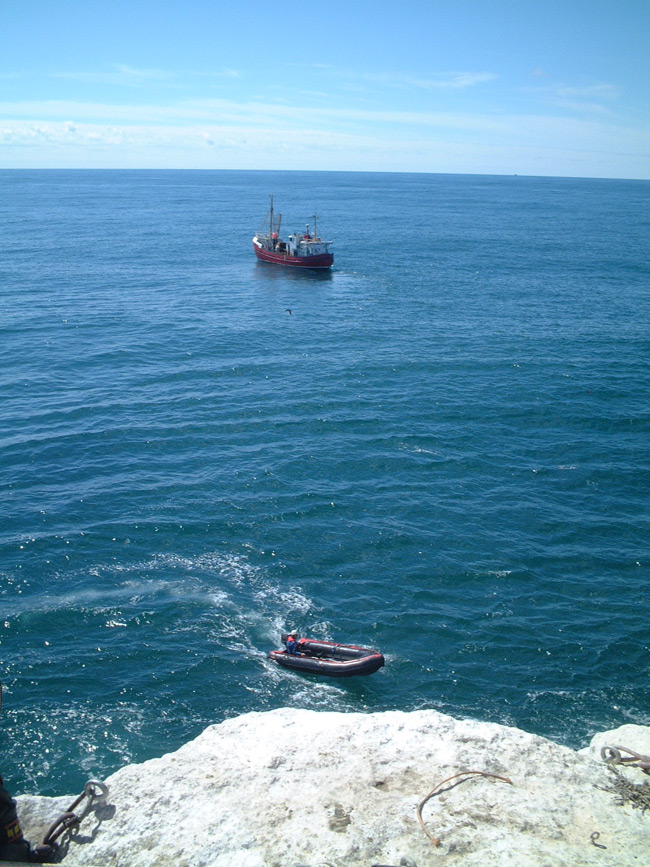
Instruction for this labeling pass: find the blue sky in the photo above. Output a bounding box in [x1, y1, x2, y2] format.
[1, 0, 649, 177]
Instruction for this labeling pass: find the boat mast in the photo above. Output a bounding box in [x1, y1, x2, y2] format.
[269, 194, 274, 237]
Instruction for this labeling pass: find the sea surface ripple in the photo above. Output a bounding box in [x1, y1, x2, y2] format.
[1, 170, 649, 794]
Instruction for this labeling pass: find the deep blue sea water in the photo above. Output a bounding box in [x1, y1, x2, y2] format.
[1, 170, 649, 796]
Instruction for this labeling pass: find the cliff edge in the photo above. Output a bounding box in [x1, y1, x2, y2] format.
[15, 708, 650, 866]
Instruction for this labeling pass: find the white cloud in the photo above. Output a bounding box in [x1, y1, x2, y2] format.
[1, 109, 647, 165]
[555, 84, 619, 101]
[51, 64, 172, 85]
[0, 97, 512, 131]
[519, 81, 622, 116]
[0, 79, 647, 177]
[551, 99, 613, 116]
[49, 64, 240, 87]
[340, 69, 498, 92]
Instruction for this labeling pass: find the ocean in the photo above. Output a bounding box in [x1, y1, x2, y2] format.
[1, 170, 648, 797]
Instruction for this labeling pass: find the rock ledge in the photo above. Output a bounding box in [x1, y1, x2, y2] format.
[16, 708, 650, 866]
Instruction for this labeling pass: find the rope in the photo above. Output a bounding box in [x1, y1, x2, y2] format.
[601, 745, 650, 774]
[417, 770, 512, 847]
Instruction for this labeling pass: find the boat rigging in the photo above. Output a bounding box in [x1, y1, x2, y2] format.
[253, 195, 334, 269]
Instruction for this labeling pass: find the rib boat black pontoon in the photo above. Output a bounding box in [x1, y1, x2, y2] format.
[269, 633, 385, 678]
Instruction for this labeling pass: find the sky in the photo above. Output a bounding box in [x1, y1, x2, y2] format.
[1, 0, 649, 178]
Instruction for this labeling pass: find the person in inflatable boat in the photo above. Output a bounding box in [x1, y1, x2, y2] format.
[286, 634, 299, 655]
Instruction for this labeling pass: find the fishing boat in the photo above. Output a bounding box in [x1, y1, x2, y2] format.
[253, 195, 334, 269]
[269, 633, 384, 678]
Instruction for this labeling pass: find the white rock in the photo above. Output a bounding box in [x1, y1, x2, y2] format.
[15, 708, 650, 867]
[579, 724, 650, 785]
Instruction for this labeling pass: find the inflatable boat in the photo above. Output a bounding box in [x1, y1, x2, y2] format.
[269, 634, 385, 678]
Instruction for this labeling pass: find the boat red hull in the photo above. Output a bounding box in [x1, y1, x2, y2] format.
[254, 244, 333, 269]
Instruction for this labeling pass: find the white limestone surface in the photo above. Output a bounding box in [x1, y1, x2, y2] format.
[15, 708, 650, 867]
